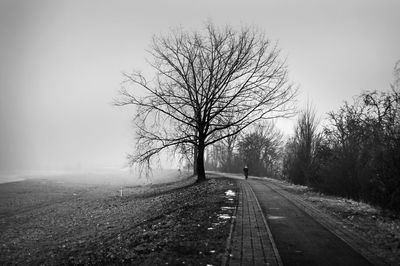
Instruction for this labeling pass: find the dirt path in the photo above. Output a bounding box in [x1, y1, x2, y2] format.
[246, 178, 378, 266]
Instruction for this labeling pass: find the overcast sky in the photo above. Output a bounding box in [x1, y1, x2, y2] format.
[1, 0, 399, 172]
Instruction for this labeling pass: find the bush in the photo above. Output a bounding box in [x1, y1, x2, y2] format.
[283, 88, 400, 212]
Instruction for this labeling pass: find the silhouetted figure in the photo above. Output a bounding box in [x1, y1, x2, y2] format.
[243, 165, 249, 179]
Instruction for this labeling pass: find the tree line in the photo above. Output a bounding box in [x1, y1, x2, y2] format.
[204, 122, 283, 178]
[283, 78, 400, 211]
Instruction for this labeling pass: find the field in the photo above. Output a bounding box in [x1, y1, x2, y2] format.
[0, 171, 238, 265]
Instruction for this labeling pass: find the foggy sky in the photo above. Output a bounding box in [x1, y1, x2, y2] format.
[1, 0, 399, 172]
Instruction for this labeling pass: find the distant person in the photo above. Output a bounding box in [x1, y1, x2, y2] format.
[243, 165, 249, 179]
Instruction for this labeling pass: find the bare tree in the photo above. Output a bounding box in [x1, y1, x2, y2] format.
[393, 59, 400, 93]
[115, 23, 296, 181]
[283, 103, 321, 185]
[294, 103, 321, 184]
[207, 126, 240, 172]
[238, 122, 283, 177]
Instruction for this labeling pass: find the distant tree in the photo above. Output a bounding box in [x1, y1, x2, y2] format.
[207, 126, 240, 172]
[116, 23, 296, 181]
[238, 122, 283, 177]
[392, 59, 400, 92]
[283, 103, 320, 185]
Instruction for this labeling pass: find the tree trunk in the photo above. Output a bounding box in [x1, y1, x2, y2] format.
[226, 149, 232, 172]
[193, 145, 198, 175]
[196, 143, 206, 182]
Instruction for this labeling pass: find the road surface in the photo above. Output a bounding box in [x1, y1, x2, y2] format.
[245, 178, 373, 266]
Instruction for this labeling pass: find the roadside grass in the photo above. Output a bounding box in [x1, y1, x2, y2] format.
[0, 176, 238, 265]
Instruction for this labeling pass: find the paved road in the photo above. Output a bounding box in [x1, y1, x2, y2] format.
[246, 178, 373, 266]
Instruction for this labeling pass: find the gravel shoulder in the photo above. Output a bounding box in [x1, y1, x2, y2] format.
[0, 175, 238, 265]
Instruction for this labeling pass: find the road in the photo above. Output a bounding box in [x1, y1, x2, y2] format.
[246, 178, 373, 266]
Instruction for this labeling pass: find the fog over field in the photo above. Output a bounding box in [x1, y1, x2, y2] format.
[0, 168, 188, 185]
[0, 0, 399, 178]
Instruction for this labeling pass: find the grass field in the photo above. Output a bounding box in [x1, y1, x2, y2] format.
[0, 171, 238, 265]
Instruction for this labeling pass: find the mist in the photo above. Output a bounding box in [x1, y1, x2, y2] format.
[1, 0, 399, 176]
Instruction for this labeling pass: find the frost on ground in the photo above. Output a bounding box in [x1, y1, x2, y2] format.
[0, 175, 238, 265]
[263, 176, 400, 265]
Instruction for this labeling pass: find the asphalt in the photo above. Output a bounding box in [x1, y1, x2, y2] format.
[224, 176, 375, 266]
